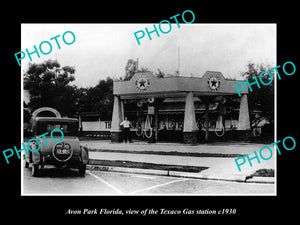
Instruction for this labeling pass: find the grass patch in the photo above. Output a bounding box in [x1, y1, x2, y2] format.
[89, 159, 208, 173]
[251, 169, 274, 177]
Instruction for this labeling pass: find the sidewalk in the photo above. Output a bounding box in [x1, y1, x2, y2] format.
[81, 140, 275, 183]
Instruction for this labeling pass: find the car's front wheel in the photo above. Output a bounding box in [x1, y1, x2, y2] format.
[32, 164, 39, 177]
[24, 160, 29, 168]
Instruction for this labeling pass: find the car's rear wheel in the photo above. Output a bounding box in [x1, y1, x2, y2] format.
[78, 164, 86, 177]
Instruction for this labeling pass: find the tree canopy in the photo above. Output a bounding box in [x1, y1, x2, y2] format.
[23, 60, 114, 120]
[124, 59, 137, 80]
[24, 60, 77, 117]
[241, 62, 274, 129]
[76, 77, 113, 120]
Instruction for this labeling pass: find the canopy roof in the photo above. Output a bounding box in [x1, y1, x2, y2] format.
[114, 71, 247, 99]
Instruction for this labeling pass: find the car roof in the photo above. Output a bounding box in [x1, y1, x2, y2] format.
[34, 117, 78, 123]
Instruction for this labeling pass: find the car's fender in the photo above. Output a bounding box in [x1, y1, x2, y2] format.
[80, 145, 89, 164]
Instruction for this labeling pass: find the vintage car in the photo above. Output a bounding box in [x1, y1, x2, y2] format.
[24, 117, 89, 177]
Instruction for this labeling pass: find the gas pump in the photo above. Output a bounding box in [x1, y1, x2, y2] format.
[135, 98, 156, 142]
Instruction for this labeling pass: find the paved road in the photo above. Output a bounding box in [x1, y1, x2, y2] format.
[83, 140, 276, 182]
[22, 166, 275, 195]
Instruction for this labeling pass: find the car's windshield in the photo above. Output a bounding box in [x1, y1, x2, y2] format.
[36, 121, 78, 136]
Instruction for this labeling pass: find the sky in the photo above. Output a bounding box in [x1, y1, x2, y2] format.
[21, 23, 276, 88]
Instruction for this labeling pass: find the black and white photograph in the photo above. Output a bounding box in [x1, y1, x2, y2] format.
[21, 23, 276, 195]
[1, 4, 298, 221]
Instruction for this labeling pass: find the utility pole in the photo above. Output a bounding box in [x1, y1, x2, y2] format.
[136, 57, 139, 72]
[178, 46, 180, 76]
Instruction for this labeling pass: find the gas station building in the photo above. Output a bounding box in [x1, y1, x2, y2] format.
[111, 71, 250, 144]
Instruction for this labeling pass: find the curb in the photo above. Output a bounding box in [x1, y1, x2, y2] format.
[88, 148, 245, 158]
[87, 164, 274, 184]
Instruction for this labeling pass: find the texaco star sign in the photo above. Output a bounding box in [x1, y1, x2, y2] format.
[207, 76, 221, 91]
[135, 75, 150, 92]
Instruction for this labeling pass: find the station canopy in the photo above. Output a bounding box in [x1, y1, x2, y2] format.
[113, 71, 248, 99]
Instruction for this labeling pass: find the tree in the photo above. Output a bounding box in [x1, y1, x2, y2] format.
[155, 68, 165, 78]
[23, 101, 31, 123]
[76, 77, 113, 120]
[124, 59, 137, 80]
[24, 60, 78, 117]
[241, 62, 274, 130]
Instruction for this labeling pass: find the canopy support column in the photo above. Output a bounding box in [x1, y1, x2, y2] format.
[205, 101, 209, 141]
[183, 92, 199, 144]
[237, 94, 250, 131]
[111, 95, 123, 142]
[237, 94, 251, 140]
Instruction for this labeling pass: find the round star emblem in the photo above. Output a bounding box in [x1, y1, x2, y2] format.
[135, 76, 150, 92]
[207, 76, 220, 91]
